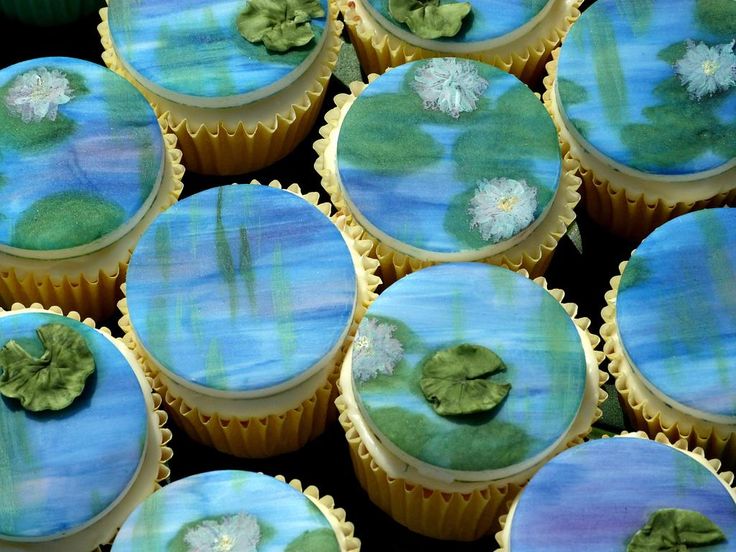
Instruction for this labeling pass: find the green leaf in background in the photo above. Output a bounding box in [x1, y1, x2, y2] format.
[388, 0, 471, 39]
[627, 509, 726, 551]
[0, 324, 95, 412]
[420, 343, 511, 416]
[237, 0, 324, 52]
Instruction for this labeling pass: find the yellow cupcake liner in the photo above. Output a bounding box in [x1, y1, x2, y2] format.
[601, 261, 736, 470]
[335, 274, 608, 541]
[338, 0, 582, 81]
[276, 476, 362, 551]
[98, 4, 343, 176]
[314, 77, 581, 283]
[543, 49, 736, 240]
[0, 127, 184, 323]
[118, 180, 380, 458]
[493, 431, 736, 552]
[2, 303, 173, 552]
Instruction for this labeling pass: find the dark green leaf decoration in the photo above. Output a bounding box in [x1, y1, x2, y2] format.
[237, 0, 325, 53]
[0, 324, 95, 412]
[419, 344, 511, 416]
[388, 0, 471, 40]
[695, 0, 736, 37]
[627, 509, 726, 551]
[285, 528, 340, 552]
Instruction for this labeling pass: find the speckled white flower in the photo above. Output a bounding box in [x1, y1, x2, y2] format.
[352, 318, 404, 382]
[468, 178, 538, 243]
[675, 40, 736, 100]
[4, 67, 74, 123]
[411, 58, 489, 118]
[184, 513, 260, 552]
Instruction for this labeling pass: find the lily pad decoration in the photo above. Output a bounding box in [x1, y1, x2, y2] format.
[388, 0, 472, 40]
[237, 0, 325, 53]
[0, 323, 96, 412]
[627, 509, 726, 551]
[419, 343, 511, 416]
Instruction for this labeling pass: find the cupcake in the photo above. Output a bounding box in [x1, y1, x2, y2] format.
[0, 57, 183, 322]
[0, 303, 171, 551]
[336, 263, 606, 540]
[0, 0, 103, 26]
[496, 433, 736, 552]
[119, 182, 379, 458]
[340, 0, 583, 82]
[111, 470, 360, 551]
[99, 0, 343, 175]
[602, 208, 736, 471]
[545, 0, 736, 239]
[315, 58, 580, 282]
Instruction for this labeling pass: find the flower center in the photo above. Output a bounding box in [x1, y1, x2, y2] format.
[354, 335, 371, 351]
[28, 76, 50, 102]
[702, 59, 719, 76]
[497, 196, 518, 212]
[214, 534, 235, 552]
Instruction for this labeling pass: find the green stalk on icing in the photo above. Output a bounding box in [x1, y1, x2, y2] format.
[215, 188, 238, 319]
[205, 339, 228, 390]
[586, 7, 629, 127]
[615, 0, 654, 35]
[285, 528, 340, 552]
[155, 224, 172, 282]
[627, 509, 726, 551]
[388, 0, 471, 40]
[131, 497, 164, 552]
[239, 226, 258, 313]
[271, 243, 297, 370]
[557, 78, 592, 139]
[147, 296, 170, 368]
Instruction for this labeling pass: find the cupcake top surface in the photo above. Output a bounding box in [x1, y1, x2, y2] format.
[336, 59, 561, 261]
[363, 0, 554, 48]
[0, 57, 164, 259]
[125, 185, 357, 398]
[616, 208, 736, 424]
[351, 263, 587, 478]
[0, 311, 149, 541]
[107, 0, 329, 108]
[557, 0, 736, 179]
[509, 438, 736, 551]
[112, 470, 340, 551]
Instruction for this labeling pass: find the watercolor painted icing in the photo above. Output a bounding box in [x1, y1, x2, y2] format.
[111, 470, 340, 552]
[556, 0, 736, 177]
[0, 312, 148, 540]
[107, 0, 329, 106]
[616, 208, 736, 423]
[0, 57, 164, 256]
[364, 0, 553, 45]
[351, 263, 586, 473]
[336, 59, 561, 257]
[508, 438, 736, 551]
[125, 185, 357, 396]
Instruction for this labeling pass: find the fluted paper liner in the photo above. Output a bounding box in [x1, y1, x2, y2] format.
[314, 77, 581, 283]
[601, 260, 736, 469]
[339, 0, 582, 81]
[275, 476, 361, 551]
[0, 0, 102, 25]
[1, 303, 172, 552]
[98, 4, 343, 176]
[493, 431, 736, 551]
[335, 274, 608, 541]
[0, 127, 184, 322]
[118, 180, 380, 458]
[543, 49, 736, 240]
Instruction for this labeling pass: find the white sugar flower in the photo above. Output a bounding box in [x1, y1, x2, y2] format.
[353, 318, 404, 382]
[468, 178, 538, 243]
[411, 58, 489, 118]
[5, 67, 74, 123]
[184, 513, 260, 552]
[675, 40, 736, 100]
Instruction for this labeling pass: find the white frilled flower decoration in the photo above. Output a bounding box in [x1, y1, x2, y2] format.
[411, 58, 489, 118]
[468, 177, 538, 244]
[675, 40, 736, 100]
[352, 318, 404, 382]
[4, 67, 74, 123]
[184, 513, 261, 552]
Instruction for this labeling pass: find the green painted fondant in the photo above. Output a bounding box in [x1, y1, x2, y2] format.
[239, 226, 258, 312]
[285, 528, 340, 552]
[237, 0, 325, 53]
[695, 0, 736, 36]
[419, 344, 511, 416]
[627, 509, 726, 551]
[388, 0, 471, 40]
[272, 243, 297, 369]
[0, 324, 95, 412]
[616, 0, 654, 35]
[205, 339, 227, 390]
[557, 78, 589, 106]
[10, 192, 126, 251]
[215, 187, 238, 318]
[154, 223, 172, 281]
